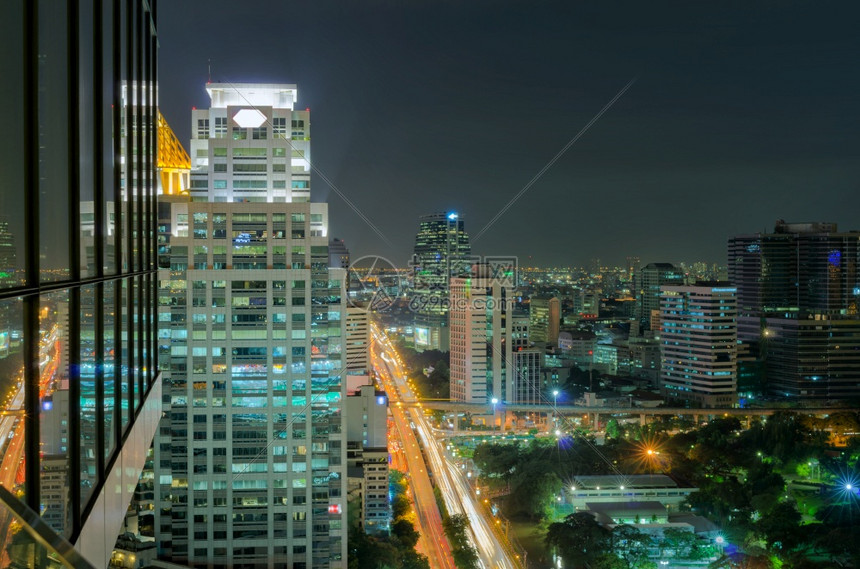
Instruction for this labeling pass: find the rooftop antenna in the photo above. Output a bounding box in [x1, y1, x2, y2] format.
[207, 58, 211, 84]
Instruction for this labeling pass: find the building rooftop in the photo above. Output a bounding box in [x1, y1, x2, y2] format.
[205, 83, 298, 109]
[573, 474, 685, 489]
[587, 501, 667, 515]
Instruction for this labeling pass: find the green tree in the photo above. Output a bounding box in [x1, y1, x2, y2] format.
[546, 512, 611, 568]
[399, 551, 430, 569]
[606, 419, 621, 440]
[508, 465, 561, 519]
[392, 494, 411, 520]
[755, 501, 804, 555]
[611, 525, 652, 569]
[592, 553, 627, 569]
[391, 518, 420, 549]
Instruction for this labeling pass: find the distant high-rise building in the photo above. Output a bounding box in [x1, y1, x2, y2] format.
[0, 219, 17, 288]
[636, 263, 684, 331]
[626, 256, 641, 285]
[511, 349, 543, 405]
[329, 237, 350, 269]
[449, 264, 513, 403]
[728, 220, 860, 398]
[345, 306, 371, 390]
[529, 296, 560, 344]
[411, 212, 471, 351]
[153, 83, 347, 569]
[572, 289, 601, 319]
[511, 312, 530, 351]
[659, 284, 738, 407]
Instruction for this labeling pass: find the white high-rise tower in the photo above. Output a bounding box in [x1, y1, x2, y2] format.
[154, 83, 347, 569]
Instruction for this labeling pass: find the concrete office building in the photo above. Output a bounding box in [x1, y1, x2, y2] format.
[659, 284, 738, 407]
[449, 264, 514, 403]
[511, 349, 543, 405]
[345, 306, 371, 391]
[345, 385, 390, 535]
[529, 296, 560, 345]
[511, 312, 530, 351]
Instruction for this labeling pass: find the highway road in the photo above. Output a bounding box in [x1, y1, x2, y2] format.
[372, 324, 518, 569]
[372, 339, 455, 569]
[0, 323, 62, 556]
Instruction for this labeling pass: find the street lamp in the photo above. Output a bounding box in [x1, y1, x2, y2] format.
[552, 389, 559, 431]
[491, 398, 499, 431]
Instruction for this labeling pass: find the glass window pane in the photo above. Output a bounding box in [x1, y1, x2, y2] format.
[0, 2, 25, 289]
[102, 1, 116, 275]
[0, 297, 25, 499]
[80, 285, 97, 507]
[133, 275, 140, 413]
[79, 0, 97, 278]
[104, 281, 117, 459]
[40, 289, 72, 538]
[121, 278, 130, 430]
[38, 1, 71, 282]
[118, 0, 129, 273]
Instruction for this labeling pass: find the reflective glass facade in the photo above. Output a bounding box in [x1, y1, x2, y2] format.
[0, 1, 161, 565]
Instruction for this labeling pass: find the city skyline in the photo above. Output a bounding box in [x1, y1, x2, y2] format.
[2, 3, 860, 569]
[157, 1, 860, 266]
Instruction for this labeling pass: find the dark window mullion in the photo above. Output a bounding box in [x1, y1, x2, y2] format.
[23, 0, 40, 513]
[93, 0, 105, 279]
[67, 0, 83, 539]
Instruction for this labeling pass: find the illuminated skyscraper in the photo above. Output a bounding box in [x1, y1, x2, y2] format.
[411, 212, 471, 351]
[153, 84, 347, 569]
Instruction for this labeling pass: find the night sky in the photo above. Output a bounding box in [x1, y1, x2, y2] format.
[159, 0, 860, 267]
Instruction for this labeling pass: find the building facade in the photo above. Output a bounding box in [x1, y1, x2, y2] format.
[0, 2, 162, 567]
[511, 349, 543, 405]
[345, 385, 389, 535]
[659, 284, 738, 407]
[529, 296, 560, 345]
[635, 263, 684, 331]
[155, 199, 347, 569]
[329, 238, 350, 271]
[449, 265, 514, 403]
[728, 221, 860, 398]
[344, 306, 371, 391]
